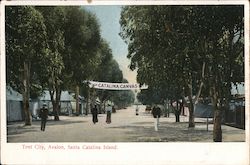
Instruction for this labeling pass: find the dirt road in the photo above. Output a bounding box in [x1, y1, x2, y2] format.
[7, 105, 245, 142]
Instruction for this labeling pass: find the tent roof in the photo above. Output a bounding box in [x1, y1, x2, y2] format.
[39, 90, 74, 101]
[61, 91, 74, 101]
[6, 86, 23, 101]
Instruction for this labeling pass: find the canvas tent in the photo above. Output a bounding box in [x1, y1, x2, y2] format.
[71, 94, 86, 115]
[6, 87, 24, 122]
[38, 90, 74, 115]
[225, 83, 245, 129]
[30, 99, 40, 119]
[60, 91, 74, 115]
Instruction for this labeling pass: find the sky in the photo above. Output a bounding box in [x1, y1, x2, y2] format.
[84, 6, 137, 83]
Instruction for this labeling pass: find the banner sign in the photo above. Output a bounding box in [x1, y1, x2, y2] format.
[88, 81, 148, 90]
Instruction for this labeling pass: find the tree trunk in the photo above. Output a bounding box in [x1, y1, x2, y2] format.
[49, 88, 61, 121]
[23, 61, 32, 126]
[103, 100, 106, 114]
[181, 103, 184, 115]
[51, 100, 59, 120]
[188, 96, 195, 128]
[164, 99, 169, 117]
[85, 86, 90, 115]
[213, 107, 222, 142]
[210, 84, 222, 142]
[76, 85, 80, 116]
[224, 83, 231, 124]
[187, 83, 195, 128]
[99, 102, 103, 114]
[54, 86, 61, 121]
[186, 62, 205, 128]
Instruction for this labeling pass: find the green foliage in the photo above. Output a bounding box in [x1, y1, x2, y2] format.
[63, 6, 101, 85]
[120, 6, 192, 100]
[36, 7, 65, 90]
[6, 6, 133, 114]
[93, 39, 124, 102]
[120, 5, 244, 102]
[108, 79, 135, 108]
[6, 6, 49, 124]
[120, 5, 244, 139]
[95, 39, 113, 81]
[6, 6, 48, 94]
[112, 90, 135, 108]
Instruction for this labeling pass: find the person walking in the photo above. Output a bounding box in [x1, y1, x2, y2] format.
[152, 105, 162, 131]
[91, 104, 98, 124]
[39, 103, 49, 131]
[106, 103, 112, 124]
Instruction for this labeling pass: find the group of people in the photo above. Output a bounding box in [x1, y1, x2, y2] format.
[38, 103, 114, 132]
[93, 103, 163, 132]
[91, 104, 113, 124]
[39, 103, 163, 132]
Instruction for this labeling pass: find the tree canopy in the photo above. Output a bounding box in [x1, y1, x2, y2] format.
[6, 6, 135, 124]
[120, 5, 244, 141]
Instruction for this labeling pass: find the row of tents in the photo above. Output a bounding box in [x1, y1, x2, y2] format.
[6, 86, 115, 122]
[6, 87, 23, 122]
[6, 83, 244, 125]
[6, 87, 86, 122]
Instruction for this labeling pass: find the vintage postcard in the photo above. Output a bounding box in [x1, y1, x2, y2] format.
[0, 0, 249, 164]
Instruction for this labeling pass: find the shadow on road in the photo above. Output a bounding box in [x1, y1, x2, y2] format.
[46, 119, 87, 126]
[109, 122, 214, 142]
[109, 120, 245, 142]
[7, 126, 40, 136]
[6, 115, 245, 142]
[7, 119, 87, 137]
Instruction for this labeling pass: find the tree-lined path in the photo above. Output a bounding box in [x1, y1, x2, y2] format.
[2, 4, 247, 165]
[5, 5, 245, 143]
[7, 106, 244, 142]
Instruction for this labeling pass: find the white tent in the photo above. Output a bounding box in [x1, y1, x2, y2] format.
[70, 93, 87, 115]
[60, 91, 74, 115]
[30, 99, 40, 119]
[6, 87, 23, 122]
[38, 90, 74, 115]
